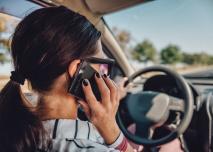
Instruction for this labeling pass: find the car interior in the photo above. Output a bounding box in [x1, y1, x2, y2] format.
[0, 0, 213, 152]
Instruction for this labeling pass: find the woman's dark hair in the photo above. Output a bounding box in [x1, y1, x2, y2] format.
[0, 6, 101, 152]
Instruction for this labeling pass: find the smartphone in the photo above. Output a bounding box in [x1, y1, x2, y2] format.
[68, 61, 101, 101]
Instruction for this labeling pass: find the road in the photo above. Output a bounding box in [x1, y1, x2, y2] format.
[184, 68, 213, 78]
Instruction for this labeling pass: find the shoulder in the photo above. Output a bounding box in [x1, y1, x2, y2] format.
[50, 138, 120, 152]
[43, 119, 119, 152]
[43, 119, 104, 143]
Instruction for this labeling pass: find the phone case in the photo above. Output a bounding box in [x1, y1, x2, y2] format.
[68, 62, 101, 101]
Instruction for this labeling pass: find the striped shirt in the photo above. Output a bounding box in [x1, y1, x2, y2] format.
[42, 119, 124, 152]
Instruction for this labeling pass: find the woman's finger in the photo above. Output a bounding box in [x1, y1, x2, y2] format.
[111, 79, 120, 101]
[94, 73, 110, 106]
[78, 100, 91, 119]
[102, 74, 118, 102]
[82, 79, 99, 110]
[112, 80, 120, 110]
[118, 77, 128, 87]
[116, 77, 128, 100]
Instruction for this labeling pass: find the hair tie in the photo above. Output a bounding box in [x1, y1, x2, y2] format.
[10, 71, 25, 85]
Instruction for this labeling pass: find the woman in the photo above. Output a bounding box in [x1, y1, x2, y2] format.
[0, 6, 182, 152]
[0, 6, 133, 152]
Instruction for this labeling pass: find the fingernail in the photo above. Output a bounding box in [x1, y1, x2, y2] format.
[78, 100, 84, 103]
[103, 74, 108, 78]
[95, 72, 101, 78]
[82, 79, 89, 86]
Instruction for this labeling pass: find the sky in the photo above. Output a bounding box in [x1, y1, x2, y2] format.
[104, 0, 213, 55]
[0, 0, 41, 18]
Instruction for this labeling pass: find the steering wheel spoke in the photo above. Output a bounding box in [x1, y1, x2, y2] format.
[168, 96, 185, 112]
[135, 123, 155, 139]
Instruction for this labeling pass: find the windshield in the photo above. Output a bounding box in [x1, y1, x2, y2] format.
[104, 0, 213, 78]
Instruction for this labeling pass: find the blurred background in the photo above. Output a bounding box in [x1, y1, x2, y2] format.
[0, 13, 19, 90]
[104, 0, 213, 71]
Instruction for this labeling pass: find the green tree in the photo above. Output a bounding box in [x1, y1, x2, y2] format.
[193, 53, 212, 65]
[0, 53, 7, 64]
[112, 27, 131, 50]
[0, 14, 10, 63]
[132, 39, 157, 62]
[208, 56, 213, 65]
[182, 53, 195, 65]
[160, 45, 182, 64]
[182, 52, 213, 65]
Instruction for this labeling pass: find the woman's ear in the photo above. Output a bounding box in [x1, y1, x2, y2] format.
[68, 59, 81, 77]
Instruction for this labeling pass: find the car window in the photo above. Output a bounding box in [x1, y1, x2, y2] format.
[104, 0, 213, 78]
[0, 1, 44, 92]
[0, 0, 42, 18]
[0, 13, 19, 90]
[0, 12, 37, 95]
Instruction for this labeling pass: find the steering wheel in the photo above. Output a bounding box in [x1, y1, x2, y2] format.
[116, 66, 194, 146]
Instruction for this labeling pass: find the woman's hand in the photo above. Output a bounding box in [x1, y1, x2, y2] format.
[79, 73, 121, 145]
[114, 76, 128, 100]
